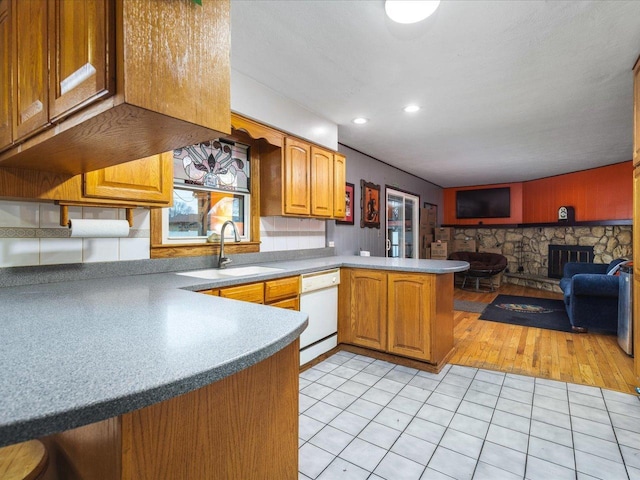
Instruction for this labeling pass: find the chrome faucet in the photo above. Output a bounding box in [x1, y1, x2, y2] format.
[218, 220, 240, 269]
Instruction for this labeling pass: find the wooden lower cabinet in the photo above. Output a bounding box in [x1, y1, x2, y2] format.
[269, 297, 299, 311]
[207, 276, 300, 310]
[388, 273, 433, 360]
[219, 282, 265, 304]
[339, 268, 454, 365]
[634, 167, 640, 383]
[342, 269, 387, 351]
[44, 341, 300, 480]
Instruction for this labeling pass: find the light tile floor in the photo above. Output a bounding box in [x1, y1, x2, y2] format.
[298, 351, 640, 480]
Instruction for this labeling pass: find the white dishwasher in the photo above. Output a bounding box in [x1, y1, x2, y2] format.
[299, 269, 340, 365]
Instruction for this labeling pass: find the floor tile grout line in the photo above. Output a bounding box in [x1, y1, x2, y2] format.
[300, 356, 640, 480]
[601, 384, 634, 480]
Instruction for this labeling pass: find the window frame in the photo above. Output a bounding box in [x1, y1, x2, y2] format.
[150, 130, 263, 259]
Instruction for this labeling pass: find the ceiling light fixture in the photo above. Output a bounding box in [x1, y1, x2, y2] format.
[384, 0, 440, 24]
[404, 105, 420, 113]
[352, 117, 368, 124]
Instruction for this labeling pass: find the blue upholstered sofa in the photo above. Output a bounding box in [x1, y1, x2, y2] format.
[559, 259, 627, 333]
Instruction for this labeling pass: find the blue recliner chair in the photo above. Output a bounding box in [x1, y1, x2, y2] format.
[559, 259, 628, 333]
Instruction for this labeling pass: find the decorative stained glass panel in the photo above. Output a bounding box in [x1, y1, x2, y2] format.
[173, 139, 250, 193]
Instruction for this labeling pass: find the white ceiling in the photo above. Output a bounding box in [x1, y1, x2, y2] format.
[230, 0, 640, 188]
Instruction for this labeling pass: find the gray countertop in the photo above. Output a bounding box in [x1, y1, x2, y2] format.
[0, 255, 468, 447]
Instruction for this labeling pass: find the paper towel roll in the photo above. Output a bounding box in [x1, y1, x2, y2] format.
[68, 219, 130, 238]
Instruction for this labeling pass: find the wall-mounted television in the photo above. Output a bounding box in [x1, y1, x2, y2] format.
[456, 187, 510, 219]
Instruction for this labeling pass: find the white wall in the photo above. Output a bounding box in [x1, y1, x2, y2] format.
[231, 69, 338, 150]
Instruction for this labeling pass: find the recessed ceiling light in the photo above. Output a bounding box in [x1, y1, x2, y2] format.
[352, 117, 368, 125]
[404, 105, 420, 113]
[385, 0, 440, 24]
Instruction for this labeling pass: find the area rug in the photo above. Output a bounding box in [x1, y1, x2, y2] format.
[454, 299, 488, 313]
[479, 294, 572, 332]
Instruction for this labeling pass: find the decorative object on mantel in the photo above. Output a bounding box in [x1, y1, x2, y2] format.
[336, 182, 355, 225]
[360, 180, 380, 229]
[558, 206, 575, 223]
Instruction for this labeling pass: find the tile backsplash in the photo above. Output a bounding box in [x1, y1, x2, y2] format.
[0, 201, 151, 267]
[0, 201, 327, 267]
[259, 216, 326, 252]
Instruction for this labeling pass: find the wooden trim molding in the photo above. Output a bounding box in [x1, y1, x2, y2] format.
[231, 113, 284, 148]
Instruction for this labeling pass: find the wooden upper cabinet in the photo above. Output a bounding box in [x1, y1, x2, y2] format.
[310, 146, 333, 217]
[0, 0, 11, 149]
[13, 0, 49, 142]
[283, 137, 311, 215]
[0, 0, 230, 176]
[348, 269, 387, 350]
[84, 151, 172, 204]
[48, 0, 112, 121]
[387, 273, 432, 361]
[634, 57, 640, 167]
[333, 153, 346, 218]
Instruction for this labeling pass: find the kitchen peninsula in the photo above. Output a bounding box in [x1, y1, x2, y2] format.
[0, 255, 467, 479]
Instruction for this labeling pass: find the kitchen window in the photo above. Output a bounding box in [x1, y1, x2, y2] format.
[158, 139, 254, 246]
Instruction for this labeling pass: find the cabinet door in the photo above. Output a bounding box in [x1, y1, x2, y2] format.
[283, 137, 310, 215]
[84, 152, 173, 204]
[0, 0, 11, 149]
[348, 269, 387, 350]
[13, 0, 49, 141]
[635, 61, 640, 167]
[333, 153, 346, 219]
[219, 282, 264, 304]
[387, 273, 432, 361]
[634, 167, 640, 381]
[48, 0, 112, 120]
[310, 146, 333, 217]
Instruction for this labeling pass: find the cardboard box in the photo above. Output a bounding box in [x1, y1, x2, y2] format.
[430, 241, 449, 259]
[420, 207, 437, 226]
[453, 239, 477, 253]
[419, 225, 434, 249]
[434, 227, 453, 242]
[420, 247, 431, 259]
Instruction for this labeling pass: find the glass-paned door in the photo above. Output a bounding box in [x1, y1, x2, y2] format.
[386, 188, 419, 258]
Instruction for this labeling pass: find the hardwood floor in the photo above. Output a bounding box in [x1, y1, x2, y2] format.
[449, 282, 637, 394]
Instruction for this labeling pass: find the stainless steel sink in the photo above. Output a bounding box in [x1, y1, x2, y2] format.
[176, 266, 284, 280]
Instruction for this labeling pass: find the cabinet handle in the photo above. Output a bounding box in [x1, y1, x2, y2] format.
[386, 239, 391, 251]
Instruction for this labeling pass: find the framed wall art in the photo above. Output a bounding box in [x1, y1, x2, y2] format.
[361, 180, 381, 229]
[336, 182, 355, 225]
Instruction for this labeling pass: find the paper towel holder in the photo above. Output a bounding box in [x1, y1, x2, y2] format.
[58, 203, 135, 228]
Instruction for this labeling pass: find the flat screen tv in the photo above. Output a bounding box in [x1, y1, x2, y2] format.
[456, 187, 510, 219]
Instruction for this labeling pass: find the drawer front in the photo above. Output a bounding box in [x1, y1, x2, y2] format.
[199, 289, 220, 296]
[268, 297, 299, 311]
[219, 283, 264, 304]
[264, 276, 299, 303]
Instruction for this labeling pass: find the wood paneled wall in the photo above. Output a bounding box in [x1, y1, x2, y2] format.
[443, 182, 523, 225]
[443, 161, 632, 224]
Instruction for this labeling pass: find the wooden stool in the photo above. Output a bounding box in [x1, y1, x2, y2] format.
[0, 439, 48, 480]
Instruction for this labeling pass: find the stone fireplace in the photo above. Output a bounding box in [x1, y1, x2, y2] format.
[452, 225, 632, 292]
[547, 244, 594, 279]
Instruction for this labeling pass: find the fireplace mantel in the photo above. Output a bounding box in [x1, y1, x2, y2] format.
[443, 219, 632, 229]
